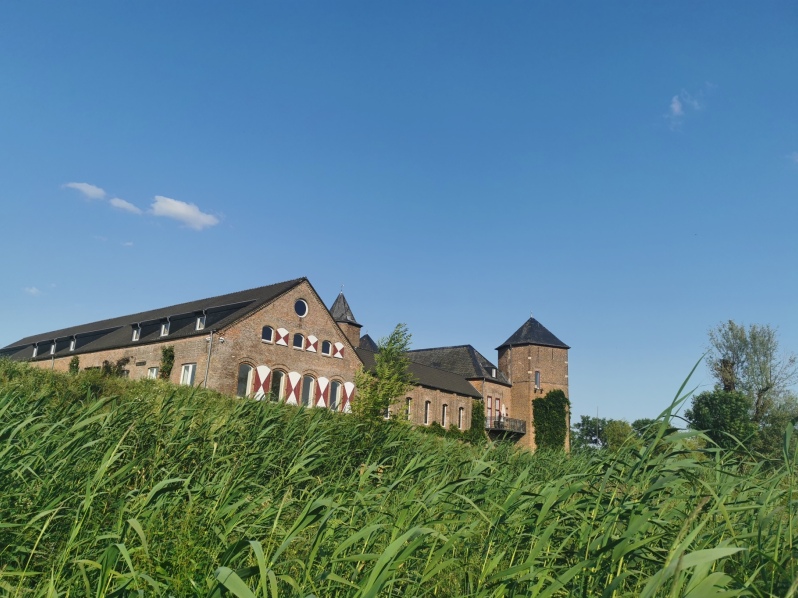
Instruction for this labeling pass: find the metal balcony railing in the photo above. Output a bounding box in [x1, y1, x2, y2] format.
[485, 416, 526, 434]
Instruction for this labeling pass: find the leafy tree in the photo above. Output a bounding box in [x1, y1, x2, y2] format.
[604, 419, 635, 452]
[352, 324, 415, 421]
[708, 321, 797, 422]
[631, 418, 656, 438]
[463, 399, 487, 445]
[159, 346, 175, 380]
[571, 415, 608, 450]
[755, 394, 798, 459]
[68, 356, 80, 375]
[684, 390, 757, 451]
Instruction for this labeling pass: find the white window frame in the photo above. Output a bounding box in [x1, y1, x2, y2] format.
[132, 327, 141, 342]
[458, 407, 464, 429]
[180, 363, 196, 386]
[161, 321, 170, 337]
[321, 340, 332, 356]
[69, 338, 76, 352]
[534, 370, 541, 389]
[406, 397, 412, 420]
[196, 315, 206, 331]
[50, 343, 56, 355]
[294, 299, 308, 318]
[293, 334, 305, 350]
[442, 404, 448, 427]
[329, 381, 341, 411]
[261, 326, 274, 343]
[301, 375, 315, 407]
[32, 345, 38, 358]
[424, 401, 431, 425]
[147, 367, 159, 379]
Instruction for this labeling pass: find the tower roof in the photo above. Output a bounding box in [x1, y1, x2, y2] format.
[496, 318, 570, 350]
[329, 292, 361, 327]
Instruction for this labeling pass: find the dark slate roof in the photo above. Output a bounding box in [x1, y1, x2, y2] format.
[407, 345, 511, 386]
[355, 348, 482, 399]
[359, 334, 379, 352]
[496, 317, 570, 350]
[329, 292, 361, 327]
[1, 278, 305, 362]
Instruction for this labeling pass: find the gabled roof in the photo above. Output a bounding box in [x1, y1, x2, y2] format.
[1, 278, 306, 361]
[407, 345, 511, 386]
[329, 292, 361, 327]
[355, 348, 482, 399]
[359, 334, 379, 352]
[496, 317, 570, 350]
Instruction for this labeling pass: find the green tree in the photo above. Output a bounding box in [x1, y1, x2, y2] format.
[631, 418, 657, 440]
[571, 415, 608, 450]
[684, 390, 757, 451]
[708, 321, 797, 423]
[604, 419, 635, 452]
[68, 356, 80, 375]
[351, 324, 415, 421]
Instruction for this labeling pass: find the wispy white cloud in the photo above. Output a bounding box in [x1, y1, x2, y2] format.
[666, 83, 714, 130]
[150, 195, 219, 231]
[122, 241, 134, 247]
[24, 286, 42, 296]
[109, 197, 143, 215]
[62, 182, 106, 200]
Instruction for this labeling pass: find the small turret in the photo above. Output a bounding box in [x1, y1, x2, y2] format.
[330, 292, 362, 347]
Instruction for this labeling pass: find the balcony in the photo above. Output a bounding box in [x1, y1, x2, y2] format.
[485, 416, 526, 435]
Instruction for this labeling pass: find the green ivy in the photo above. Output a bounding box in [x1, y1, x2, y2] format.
[463, 399, 487, 445]
[68, 356, 80, 375]
[159, 346, 175, 380]
[533, 389, 570, 450]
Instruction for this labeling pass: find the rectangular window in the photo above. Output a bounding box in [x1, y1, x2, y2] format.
[147, 367, 159, 379]
[69, 338, 76, 351]
[406, 397, 412, 420]
[458, 407, 464, 429]
[442, 404, 448, 427]
[424, 401, 430, 425]
[495, 398, 500, 419]
[132, 327, 141, 342]
[535, 371, 541, 389]
[50, 343, 56, 355]
[180, 363, 196, 386]
[32, 346, 38, 358]
[161, 322, 170, 337]
[487, 397, 492, 424]
[196, 315, 206, 330]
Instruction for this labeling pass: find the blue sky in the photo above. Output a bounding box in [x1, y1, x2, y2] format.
[2, 2, 796, 423]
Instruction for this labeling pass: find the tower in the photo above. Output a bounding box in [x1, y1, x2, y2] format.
[497, 317, 570, 450]
[329, 292, 363, 348]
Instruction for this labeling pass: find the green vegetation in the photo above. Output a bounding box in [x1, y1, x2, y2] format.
[68, 355, 80, 375]
[1, 360, 797, 596]
[352, 324, 415, 420]
[159, 345, 175, 380]
[532, 389, 569, 450]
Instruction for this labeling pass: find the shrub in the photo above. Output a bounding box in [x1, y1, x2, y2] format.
[533, 389, 570, 450]
[159, 345, 175, 379]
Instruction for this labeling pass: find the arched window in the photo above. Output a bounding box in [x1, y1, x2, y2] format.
[262, 326, 274, 343]
[458, 407, 464, 429]
[329, 381, 341, 411]
[321, 340, 332, 356]
[406, 397, 412, 420]
[236, 364, 254, 397]
[424, 401, 431, 425]
[293, 334, 305, 350]
[301, 375, 316, 407]
[442, 404, 448, 427]
[270, 370, 286, 402]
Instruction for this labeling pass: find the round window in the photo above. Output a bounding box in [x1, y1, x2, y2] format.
[294, 299, 308, 317]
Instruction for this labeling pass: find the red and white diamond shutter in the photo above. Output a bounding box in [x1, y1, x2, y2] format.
[316, 377, 328, 407]
[333, 342, 345, 359]
[276, 328, 289, 346]
[253, 365, 272, 400]
[306, 335, 318, 353]
[343, 382, 355, 413]
[286, 371, 301, 405]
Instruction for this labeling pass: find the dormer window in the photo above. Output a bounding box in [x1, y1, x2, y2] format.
[490, 367, 497, 378]
[50, 343, 56, 355]
[161, 321, 170, 337]
[196, 315, 206, 331]
[69, 338, 76, 352]
[132, 326, 141, 341]
[32, 345, 38, 358]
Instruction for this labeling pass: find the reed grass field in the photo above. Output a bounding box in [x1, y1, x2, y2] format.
[0, 359, 796, 597]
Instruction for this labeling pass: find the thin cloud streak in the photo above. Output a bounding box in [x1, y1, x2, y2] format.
[109, 197, 143, 214]
[23, 286, 42, 296]
[63, 182, 106, 200]
[150, 195, 219, 231]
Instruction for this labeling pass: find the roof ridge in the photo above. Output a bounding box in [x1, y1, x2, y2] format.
[407, 343, 472, 352]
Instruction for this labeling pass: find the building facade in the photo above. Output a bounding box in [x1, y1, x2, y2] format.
[1, 277, 570, 450]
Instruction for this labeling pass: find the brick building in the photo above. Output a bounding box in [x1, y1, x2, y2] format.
[1, 277, 569, 449]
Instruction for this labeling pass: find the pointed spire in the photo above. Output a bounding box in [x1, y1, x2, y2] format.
[496, 317, 569, 350]
[330, 292, 361, 327]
